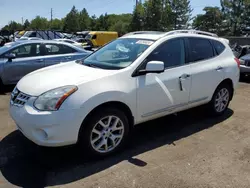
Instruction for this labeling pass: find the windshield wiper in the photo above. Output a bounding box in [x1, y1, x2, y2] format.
[84, 63, 102, 69]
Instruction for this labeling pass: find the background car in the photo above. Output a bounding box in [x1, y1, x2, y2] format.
[0, 36, 4, 46]
[239, 54, 250, 77]
[54, 39, 83, 48]
[17, 37, 44, 41]
[0, 40, 91, 86]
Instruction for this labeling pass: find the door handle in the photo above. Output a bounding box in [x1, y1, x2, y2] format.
[36, 59, 44, 62]
[180, 74, 191, 79]
[179, 77, 184, 91]
[179, 74, 190, 91]
[216, 66, 223, 71]
[65, 56, 72, 60]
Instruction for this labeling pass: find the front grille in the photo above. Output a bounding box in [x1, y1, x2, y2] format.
[245, 60, 250, 67]
[10, 87, 30, 107]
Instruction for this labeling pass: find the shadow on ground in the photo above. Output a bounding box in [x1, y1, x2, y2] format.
[240, 74, 250, 83]
[0, 108, 234, 188]
[0, 85, 15, 95]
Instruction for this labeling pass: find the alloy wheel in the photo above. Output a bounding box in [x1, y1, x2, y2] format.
[214, 88, 230, 113]
[90, 116, 125, 153]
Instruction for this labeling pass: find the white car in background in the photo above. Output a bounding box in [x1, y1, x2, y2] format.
[9, 30, 239, 157]
[54, 39, 83, 48]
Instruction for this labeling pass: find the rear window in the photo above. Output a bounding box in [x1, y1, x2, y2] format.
[188, 38, 214, 62]
[211, 40, 225, 55]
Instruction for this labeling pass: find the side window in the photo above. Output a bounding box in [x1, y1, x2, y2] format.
[9, 44, 41, 58]
[45, 44, 76, 55]
[66, 40, 75, 44]
[61, 45, 77, 54]
[147, 39, 185, 69]
[188, 38, 214, 62]
[211, 40, 225, 55]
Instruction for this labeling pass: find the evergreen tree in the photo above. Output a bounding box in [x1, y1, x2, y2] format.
[79, 8, 90, 31]
[169, 0, 192, 29]
[144, 0, 163, 30]
[130, 3, 145, 31]
[23, 19, 30, 30]
[63, 6, 80, 32]
[192, 7, 223, 35]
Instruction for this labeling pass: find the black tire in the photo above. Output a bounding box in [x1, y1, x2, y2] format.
[207, 83, 233, 116]
[78, 107, 130, 157]
[240, 73, 246, 81]
[0, 79, 4, 93]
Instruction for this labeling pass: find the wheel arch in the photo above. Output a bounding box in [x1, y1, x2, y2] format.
[216, 78, 234, 101]
[78, 101, 134, 141]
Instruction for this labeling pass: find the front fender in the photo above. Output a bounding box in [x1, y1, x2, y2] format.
[79, 90, 136, 118]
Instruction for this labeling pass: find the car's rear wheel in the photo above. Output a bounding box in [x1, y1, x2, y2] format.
[208, 83, 232, 116]
[78, 107, 130, 157]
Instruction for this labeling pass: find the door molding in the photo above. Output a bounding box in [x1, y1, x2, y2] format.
[141, 97, 208, 118]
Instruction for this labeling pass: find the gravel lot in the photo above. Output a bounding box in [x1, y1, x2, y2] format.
[0, 79, 250, 188]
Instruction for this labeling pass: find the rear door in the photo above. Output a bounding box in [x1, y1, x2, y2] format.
[2, 43, 45, 84]
[187, 37, 225, 105]
[43, 43, 80, 67]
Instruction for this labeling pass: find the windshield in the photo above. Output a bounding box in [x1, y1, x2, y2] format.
[0, 42, 20, 54]
[85, 34, 92, 40]
[80, 38, 154, 70]
[23, 31, 36, 38]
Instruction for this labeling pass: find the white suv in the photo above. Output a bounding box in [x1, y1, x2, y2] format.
[9, 30, 240, 156]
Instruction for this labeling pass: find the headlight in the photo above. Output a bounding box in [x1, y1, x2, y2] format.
[34, 86, 77, 111]
[239, 59, 245, 65]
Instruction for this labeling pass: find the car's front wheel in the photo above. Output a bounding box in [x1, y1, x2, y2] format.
[78, 107, 130, 157]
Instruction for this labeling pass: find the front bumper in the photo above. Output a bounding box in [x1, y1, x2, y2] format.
[9, 97, 84, 147]
[240, 65, 250, 74]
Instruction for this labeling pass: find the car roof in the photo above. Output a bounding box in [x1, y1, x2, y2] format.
[121, 33, 165, 40]
[121, 30, 221, 41]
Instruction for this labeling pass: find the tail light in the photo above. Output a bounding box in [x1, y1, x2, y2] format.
[234, 57, 241, 68]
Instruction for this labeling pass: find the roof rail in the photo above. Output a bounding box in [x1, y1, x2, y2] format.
[123, 31, 165, 36]
[164, 30, 218, 37]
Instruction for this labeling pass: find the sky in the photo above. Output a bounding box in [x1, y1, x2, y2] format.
[0, 0, 221, 29]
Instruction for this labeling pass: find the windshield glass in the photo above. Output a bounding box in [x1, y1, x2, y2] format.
[23, 31, 36, 38]
[0, 42, 20, 54]
[85, 34, 92, 40]
[80, 38, 154, 70]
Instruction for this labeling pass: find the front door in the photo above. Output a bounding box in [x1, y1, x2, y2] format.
[2, 43, 45, 84]
[136, 38, 192, 123]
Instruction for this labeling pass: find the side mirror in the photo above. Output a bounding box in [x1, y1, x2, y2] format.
[5, 53, 16, 61]
[138, 61, 164, 75]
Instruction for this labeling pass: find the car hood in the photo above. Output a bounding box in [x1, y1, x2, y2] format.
[240, 53, 250, 60]
[17, 62, 116, 96]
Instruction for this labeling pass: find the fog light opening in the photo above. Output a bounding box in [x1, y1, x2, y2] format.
[36, 129, 49, 140]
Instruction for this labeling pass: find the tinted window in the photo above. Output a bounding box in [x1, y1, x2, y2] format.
[147, 39, 185, 68]
[62, 45, 77, 53]
[188, 38, 214, 62]
[65, 40, 75, 44]
[212, 40, 225, 55]
[45, 44, 76, 55]
[9, 43, 41, 58]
